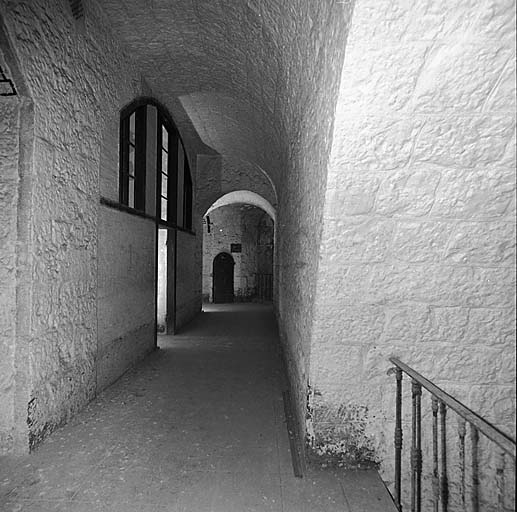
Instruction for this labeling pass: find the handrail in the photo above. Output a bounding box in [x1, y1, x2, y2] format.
[389, 357, 516, 459]
[389, 357, 516, 512]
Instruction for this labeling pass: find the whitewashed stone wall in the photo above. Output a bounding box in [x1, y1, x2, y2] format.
[202, 204, 273, 302]
[176, 227, 202, 330]
[273, 1, 354, 444]
[0, 0, 147, 452]
[97, 209, 156, 391]
[95, 0, 355, 453]
[0, 79, 20, 454]
[310, 0, 516, 506]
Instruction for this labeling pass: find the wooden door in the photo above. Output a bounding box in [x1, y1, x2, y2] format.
[213, 252, 234, 303]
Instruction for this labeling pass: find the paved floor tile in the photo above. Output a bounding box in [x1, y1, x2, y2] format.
[1, 304, 396, 512]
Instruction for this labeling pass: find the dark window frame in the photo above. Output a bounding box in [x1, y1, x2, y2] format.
[119, 104, 147, 211]
[183, 158, 193, 230]
[119, 97, 194, 232]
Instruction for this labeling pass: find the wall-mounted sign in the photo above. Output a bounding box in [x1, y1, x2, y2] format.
[230, 243, 242, 253]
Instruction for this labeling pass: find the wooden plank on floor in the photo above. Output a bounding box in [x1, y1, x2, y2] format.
[282, 390, 305, 478]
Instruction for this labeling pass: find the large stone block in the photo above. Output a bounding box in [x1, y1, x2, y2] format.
[320, 217, 393, 263]
[474, 0, 517, 42]
[432, 168, 515, 218]
[365, 342, 511, 385]
[468, 385, 517, 426]
[311, 343, 365, 388]
[375, 168, 441, 217]
[390, 220, 451, 262]
[485, 56, 517, 112]
[325, 172, 381, 217]
[444, 221, 516, 265]
[335, 42, 428, 114]
[330, 117, 424, 172]
[465, 308, 516, 346]
[312, 304, 385, 347]
[414, 115, 515, 169]
[347, 0, 480, 44]
[321, 263, 515, 308]
[413, 43, 511, 113]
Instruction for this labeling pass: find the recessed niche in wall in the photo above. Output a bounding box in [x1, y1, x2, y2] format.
[230, 243, 242, 253]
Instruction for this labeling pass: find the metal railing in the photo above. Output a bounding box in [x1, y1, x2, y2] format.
[256, 273, 273, 301]
[389, 357, 516, 512]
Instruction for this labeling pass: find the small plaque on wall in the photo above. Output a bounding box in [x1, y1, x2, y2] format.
[230, 243, 242, 253]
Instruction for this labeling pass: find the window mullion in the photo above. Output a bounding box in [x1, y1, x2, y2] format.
[119, 116, 130, 205]
[169, 129, 178, 226]
[134, 106, 147, 211]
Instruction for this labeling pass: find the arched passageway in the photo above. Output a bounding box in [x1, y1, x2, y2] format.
[202, 192, 276, 305]
[1, 2, 514, 511]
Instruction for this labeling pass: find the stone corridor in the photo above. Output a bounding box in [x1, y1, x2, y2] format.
[0, 305, 396, 512]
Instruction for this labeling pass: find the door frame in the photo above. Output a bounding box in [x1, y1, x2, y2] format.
[212, 251, 235, 303]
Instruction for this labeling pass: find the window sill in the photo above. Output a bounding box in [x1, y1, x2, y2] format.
[158, 219, 196, 236]
[100, 196, 156, 221]
[100, 197, 196, 236]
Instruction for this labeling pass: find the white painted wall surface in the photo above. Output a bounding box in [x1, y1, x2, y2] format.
[310, 1, 516, 507]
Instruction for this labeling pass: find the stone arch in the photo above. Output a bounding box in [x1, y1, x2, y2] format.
[206, 190, 276, 222]
[202, 191, 276, 304]
[196, 155, 277, 217]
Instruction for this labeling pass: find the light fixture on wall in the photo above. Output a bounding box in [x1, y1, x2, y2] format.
[0, 65, 16, 96]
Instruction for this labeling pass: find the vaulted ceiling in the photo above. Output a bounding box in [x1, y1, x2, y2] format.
[101, 0, 351, 190]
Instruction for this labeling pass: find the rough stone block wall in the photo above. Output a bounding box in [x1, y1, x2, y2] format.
[310, 0, 516, 506]
[97, 208, 156, 391]
[1, 0, 145, 451]
[202, 204, 272, 302]
[95, 0, 354, 454]
[273, 1, 354, 446]
[175, 226, 202, 330]
[0, 88, 20, 454]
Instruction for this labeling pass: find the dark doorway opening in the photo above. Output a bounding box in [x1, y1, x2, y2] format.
[213, 252, 235, 303]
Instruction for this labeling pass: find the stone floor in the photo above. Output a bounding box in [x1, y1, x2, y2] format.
[0, 304, 397, 512]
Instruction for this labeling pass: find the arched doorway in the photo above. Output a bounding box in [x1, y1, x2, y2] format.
[213, 252, 235, 303]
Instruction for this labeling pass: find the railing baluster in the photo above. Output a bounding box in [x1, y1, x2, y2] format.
[411, 380, 422, 512]
[432, 396, 439, 512]
[440, 401, 449, 512]
[388, 357, 516, 512]
[471, 425, 479, 512]
[496, 451, 505, 512]
[458, 417, 466, 510]
[395, 367, 403, 511]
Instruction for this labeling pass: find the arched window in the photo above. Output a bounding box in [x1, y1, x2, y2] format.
[119, 105, 146, 210]
[119, 98, 193, 230]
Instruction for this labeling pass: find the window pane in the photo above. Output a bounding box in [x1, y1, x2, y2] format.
[161, 174, 168, 199]
[129, 177, 135, 208]
[162, 150, 168, 175]
[161, 198, 168, 221]
[162, 124, 168, 151]
[129, 145, 135, 177]
[129, 112, 135, 144]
